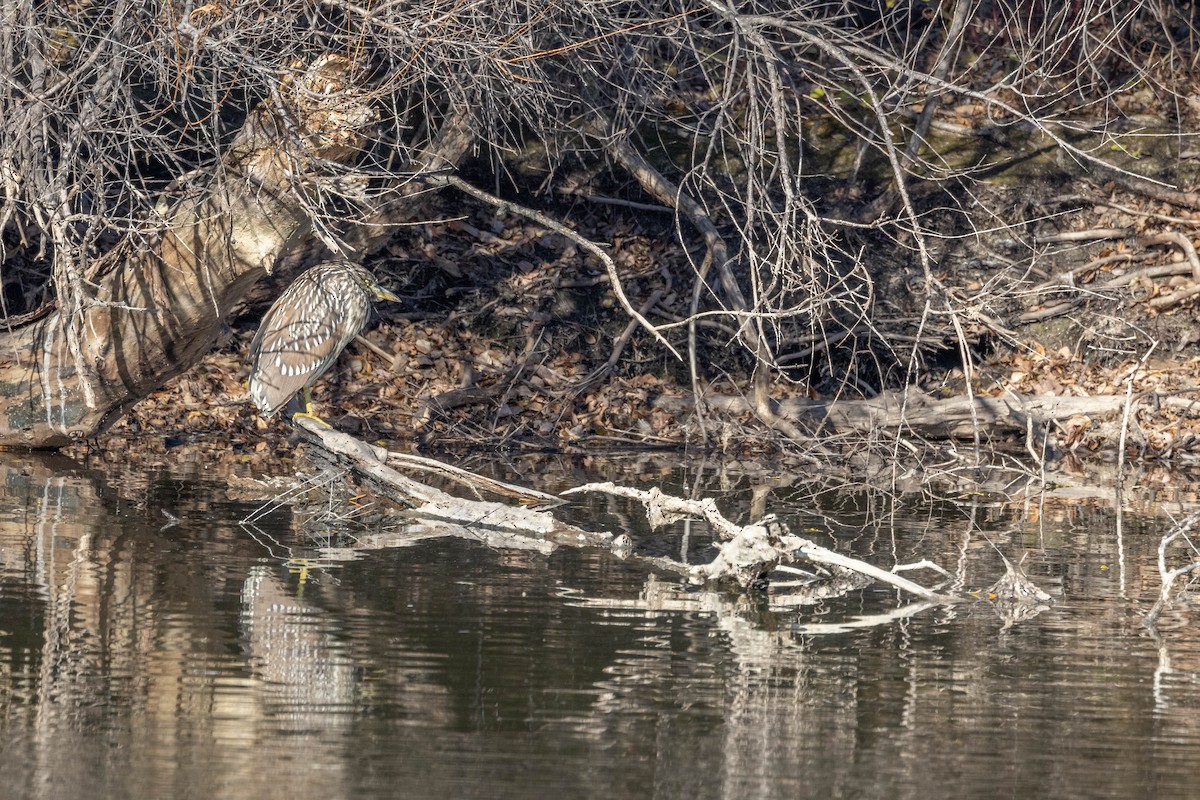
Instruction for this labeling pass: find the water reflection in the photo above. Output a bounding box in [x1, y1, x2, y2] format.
[1, 452, 1200, 799]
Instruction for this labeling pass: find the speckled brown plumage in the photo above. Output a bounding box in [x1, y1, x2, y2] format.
[249, 261, 397, 418]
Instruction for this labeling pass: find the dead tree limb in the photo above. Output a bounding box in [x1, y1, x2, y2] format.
[1146, 512, 1200, 629]
[563, 482, 956, 600]
[290, 418, 954, 602]
[650, 389, 1134, 440]
[438, 174, 680, 359]
[291, 416, 610, 549]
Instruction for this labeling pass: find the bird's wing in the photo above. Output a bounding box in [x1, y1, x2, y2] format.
[250, 308, 345, 415]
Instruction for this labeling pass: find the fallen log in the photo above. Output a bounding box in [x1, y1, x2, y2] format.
[562, 482, 959, 600]
[289, 417, 956, 603]
[290, 416, 613, 550]
[652, 389, 1131, 439]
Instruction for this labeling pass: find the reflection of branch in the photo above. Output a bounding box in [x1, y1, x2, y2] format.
[1144, 511, 1200, 711]
[294, 422, 954, 603]
[564, 573, 941, 636]
[241, 468, 349, 524]
[789, 600, 938, 634]
[315, 522, 558, 561]
[385, 450, 564, 508]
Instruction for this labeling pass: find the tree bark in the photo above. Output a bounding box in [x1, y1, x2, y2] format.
[0, 55, 378, 447]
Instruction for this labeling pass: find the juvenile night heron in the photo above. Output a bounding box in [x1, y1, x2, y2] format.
[249, 260, 399, 420]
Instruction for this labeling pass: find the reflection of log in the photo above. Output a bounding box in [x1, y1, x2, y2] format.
[653, 390, 1129, 438]
[0, 56, 376, 447]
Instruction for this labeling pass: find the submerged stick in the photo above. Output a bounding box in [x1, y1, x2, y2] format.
[1146, 512, 1200, 628]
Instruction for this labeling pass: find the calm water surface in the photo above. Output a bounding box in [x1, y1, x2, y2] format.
[0, 451, 1197, 799]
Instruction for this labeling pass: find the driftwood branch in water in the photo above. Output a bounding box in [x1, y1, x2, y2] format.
[1146, 512, 1200, 629]
[291, 417, 610, 549]
[0, 56, 377, 447]
[291, 420, 954, 602]
[562, 482, 956, 600]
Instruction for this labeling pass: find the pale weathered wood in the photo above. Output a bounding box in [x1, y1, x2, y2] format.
[563, 481, 957, 599]
[291, 416, 612, 549]
[289, 418, 955, 602]
[652, 389, 1129, 439]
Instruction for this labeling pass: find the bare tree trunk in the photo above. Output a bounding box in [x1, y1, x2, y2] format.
[0, 55, 377, 447]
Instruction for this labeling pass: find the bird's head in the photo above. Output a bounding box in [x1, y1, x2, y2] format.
[347, 264, 399, 302]
[371, 282, 400, 303]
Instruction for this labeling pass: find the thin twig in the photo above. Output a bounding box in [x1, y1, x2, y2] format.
[441, 174, 680, 360]
[1118, 341, 1157, 470]
[1034, 228, 1131, 244]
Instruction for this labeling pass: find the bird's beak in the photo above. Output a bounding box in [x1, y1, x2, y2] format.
[375, 286, 400, 302]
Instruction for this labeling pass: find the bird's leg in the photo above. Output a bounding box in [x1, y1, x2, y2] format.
[290, 386, 332, 428]
[287, 557, 312, 592]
